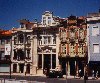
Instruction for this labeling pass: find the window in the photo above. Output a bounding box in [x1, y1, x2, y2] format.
[48, 17, 51, 19]
[38, 54, 42, 69]
[53, 36, 56, 44]
[43, 20, 46, 25]
[13, 64, 17, 73]
[48, 20, 51, 25]
[14, 37, 17, 44]
[27, 36, 31, 44]
[62, 45, 66, 54]
[43, 17, 46, 25]
[39, 36, 42, 45]
[27, 50, 30, 58]
[44, 37, 47, 44]
[48, 17, 51, 25]
[92, 26, 99, 36]
[43, 17, 46, 19]
[1, 51, 4, 60]
[18, 34, 23, 43]
[1, 39, 5, 45]
[13, 50, 17, 59]
[52, 54, 56, 69]
[93, 44, 99, 53]
[70, 32, 75, 38]
[20, 23, 24, 28]
[6, 39, 10, 44]
[48, 36, 51, 44]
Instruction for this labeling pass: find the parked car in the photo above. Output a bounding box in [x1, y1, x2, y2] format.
[46, 70, 63, 78]
[48, 70, 57, 78]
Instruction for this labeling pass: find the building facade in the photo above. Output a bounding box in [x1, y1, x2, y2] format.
[33, 26, 60, 74]
[0, 30, 12, 73]
[59, 15, 87, 77]
[11, 19, 35, 75]
[11, 11, 61, 75]
[41, 11, 60, 27]
[87, 12, 100, 76]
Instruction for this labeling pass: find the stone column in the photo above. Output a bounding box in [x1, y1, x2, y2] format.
[17, 63, 19, 73]
[42, 54, 44, 69]
[11, 63, 13, 73]
[51, 54, 52, 69]
[11, 36, 14, 61]
[66, 62, 68, 78]
[67, 61, 70, 76]
[31, 35, 38, 74]
[24, 63, 26, 75]
[56, 34, 60, 68]
[75, 61, 79, 77]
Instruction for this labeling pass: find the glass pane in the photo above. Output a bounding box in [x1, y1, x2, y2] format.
[52, 54, 56, 69]
[38, 54, 42, 68]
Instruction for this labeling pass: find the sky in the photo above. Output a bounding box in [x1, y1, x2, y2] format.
[0, 0, 100, 30]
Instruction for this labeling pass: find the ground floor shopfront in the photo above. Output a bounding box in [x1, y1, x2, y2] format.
[59, 57, 87, 77]
[37, 53, 58, 74]
[11, 53, 58, 75]
[0, 64, 10, 73]
[11, 62, 32, 75]
[89, 61, 100, 77]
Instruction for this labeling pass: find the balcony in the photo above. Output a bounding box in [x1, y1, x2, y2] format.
[60, 38, 67, 43]
[69, 38, 75, 45]
[78, 37, 85, 44]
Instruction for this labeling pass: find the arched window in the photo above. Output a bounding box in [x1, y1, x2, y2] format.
[18, 34, 24, 43]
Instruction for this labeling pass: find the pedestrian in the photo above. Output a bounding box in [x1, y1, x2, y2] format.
[92, 70, 94, 79]
[96, 71, 98, 79]
[79, 69, 82, 78]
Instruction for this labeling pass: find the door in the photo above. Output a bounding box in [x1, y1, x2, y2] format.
[44, 54, 51, 69]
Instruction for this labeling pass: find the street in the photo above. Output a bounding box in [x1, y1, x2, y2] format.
[0, 75, 100, 83]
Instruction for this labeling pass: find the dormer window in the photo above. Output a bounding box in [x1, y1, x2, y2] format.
[43, 17, 46, 25]
[48, 17, 51, 25]
[20, 23, 24, 28]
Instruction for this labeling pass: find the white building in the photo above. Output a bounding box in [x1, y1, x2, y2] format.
[33, 26, 60, 74]
[11, 19, 35, 75]
[11, 11, 61, 75]
[41, 11, 60, 27]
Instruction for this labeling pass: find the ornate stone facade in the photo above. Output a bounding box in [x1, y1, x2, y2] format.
[59, 15, 87, 77]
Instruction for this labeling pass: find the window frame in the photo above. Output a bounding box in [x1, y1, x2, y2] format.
[93, 44, 99, 53]
[92, 26, 99, 36]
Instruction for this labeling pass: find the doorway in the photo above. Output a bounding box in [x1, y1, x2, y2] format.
[26, 64, 30, 74]
[19, 64, 24, 73]
[43, 54, 51, 69]
[70, 61, 75, 76]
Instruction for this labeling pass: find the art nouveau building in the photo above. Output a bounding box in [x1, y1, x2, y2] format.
[11, 19, 35, 75]
[11, 11, 61, 75]
[31, 11, 62, 74]
[59, 15, 87, 77]
[33, 26, 60, 74]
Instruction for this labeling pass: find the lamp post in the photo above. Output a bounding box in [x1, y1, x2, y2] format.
[84, 63, 88, 83]
[9, 58, 11, 79]
[66, 62, 67, 83]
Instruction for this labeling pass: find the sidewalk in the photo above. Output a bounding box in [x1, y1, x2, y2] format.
[0, 73, 46, 77]
[63, 75, 100, 80]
